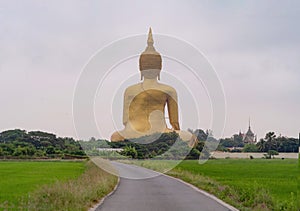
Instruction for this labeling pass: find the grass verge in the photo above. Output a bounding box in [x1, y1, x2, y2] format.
[0, 160, 118, 211]
[123, 159, 298, 211]
[0, 161, 85, 207]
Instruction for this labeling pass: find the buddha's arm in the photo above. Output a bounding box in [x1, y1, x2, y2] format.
[122, 89, 130, 126]
[167, 90, 180, 130]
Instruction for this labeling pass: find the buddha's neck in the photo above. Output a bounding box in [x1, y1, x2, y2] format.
[142, 78, 158, 87]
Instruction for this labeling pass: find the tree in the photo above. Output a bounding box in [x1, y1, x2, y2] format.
[0, 129, 87, 158]
[257, 139, 267, 152]
[216, 144, 228, 152]
[46, 146, 55, 155]
[195, 140, 205, 152]
[186, 148, 200, 159]
[265, 132, 276, 142]
[13, 146, 27, 156]
[0, 129, 27, 143]
[233, 134, 244, 147]
[34, 150, 46, 157]
[257, 132, 277, 152]
[219, 138, 235, 147]
[264, 132, 276, 150]
[276, 137, 298, 152]
[28, 131, 56, 139]
[25, 146, 36, 156]
[267, 150, 279, 159]
[193, 129, 208, 141]
[121, 146, 137, 158]
[243, 144, 258, 152]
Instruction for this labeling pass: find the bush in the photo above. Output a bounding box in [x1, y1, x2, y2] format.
[267, 150, 279, 159]
[120, 146, 138, 158]
[243, 144, 259, 152]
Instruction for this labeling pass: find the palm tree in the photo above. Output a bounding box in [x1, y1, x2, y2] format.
[264, 132, 277, 151]
[257, 139, 267, 152]
[265, 132, 276, 142]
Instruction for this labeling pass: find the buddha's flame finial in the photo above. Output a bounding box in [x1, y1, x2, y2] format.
[147, 27, 154, 46]
[144, 27, 157, 53]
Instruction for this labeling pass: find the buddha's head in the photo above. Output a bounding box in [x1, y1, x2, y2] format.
[139, 28, 162, 80]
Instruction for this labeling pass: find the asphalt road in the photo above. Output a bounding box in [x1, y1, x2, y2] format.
[96, 162, 237, 211]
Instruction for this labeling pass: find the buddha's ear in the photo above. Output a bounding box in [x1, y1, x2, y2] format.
[158, 73, 160, 80]
[140, 72, 143, 80]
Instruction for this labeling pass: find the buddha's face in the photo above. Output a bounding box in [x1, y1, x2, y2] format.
[141, 69, 161, 80]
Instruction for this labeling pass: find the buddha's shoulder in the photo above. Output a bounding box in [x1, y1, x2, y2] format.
[124, 84, 141, 92]
[124, 83, 177, 93]
[157, 83, 177, 93]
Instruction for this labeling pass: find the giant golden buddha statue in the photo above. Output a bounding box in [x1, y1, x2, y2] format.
[111, 28, 195, 145]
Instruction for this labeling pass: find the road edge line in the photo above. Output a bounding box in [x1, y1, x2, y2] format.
[123, 162, 239, 211]
[161, 173, 239, 211]
[88, 176, 120, 211]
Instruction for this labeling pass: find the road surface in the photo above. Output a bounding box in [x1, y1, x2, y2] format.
[96, 162, 237, 211]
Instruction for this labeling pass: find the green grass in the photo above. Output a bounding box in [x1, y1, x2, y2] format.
[128, 159, 298, 210]
[0, 161, 85, 207]
[0, 159, 118, 210]
[177, 159, 297, 203]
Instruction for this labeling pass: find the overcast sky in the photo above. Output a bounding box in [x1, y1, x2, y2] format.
[0, 1, 299, 140]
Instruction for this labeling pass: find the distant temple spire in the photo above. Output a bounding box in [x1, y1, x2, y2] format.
[243, 117, 256, 144]
[248, 117, 251, 129]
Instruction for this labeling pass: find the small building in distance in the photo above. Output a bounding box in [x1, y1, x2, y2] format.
[240, 119, 257, 144]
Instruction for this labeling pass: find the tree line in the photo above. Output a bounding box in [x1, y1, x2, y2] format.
[217, 131, 298, 153]
[80, 130, 210, 160]
[1, 128, 298, 160]
[0, 129, 86, 159]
